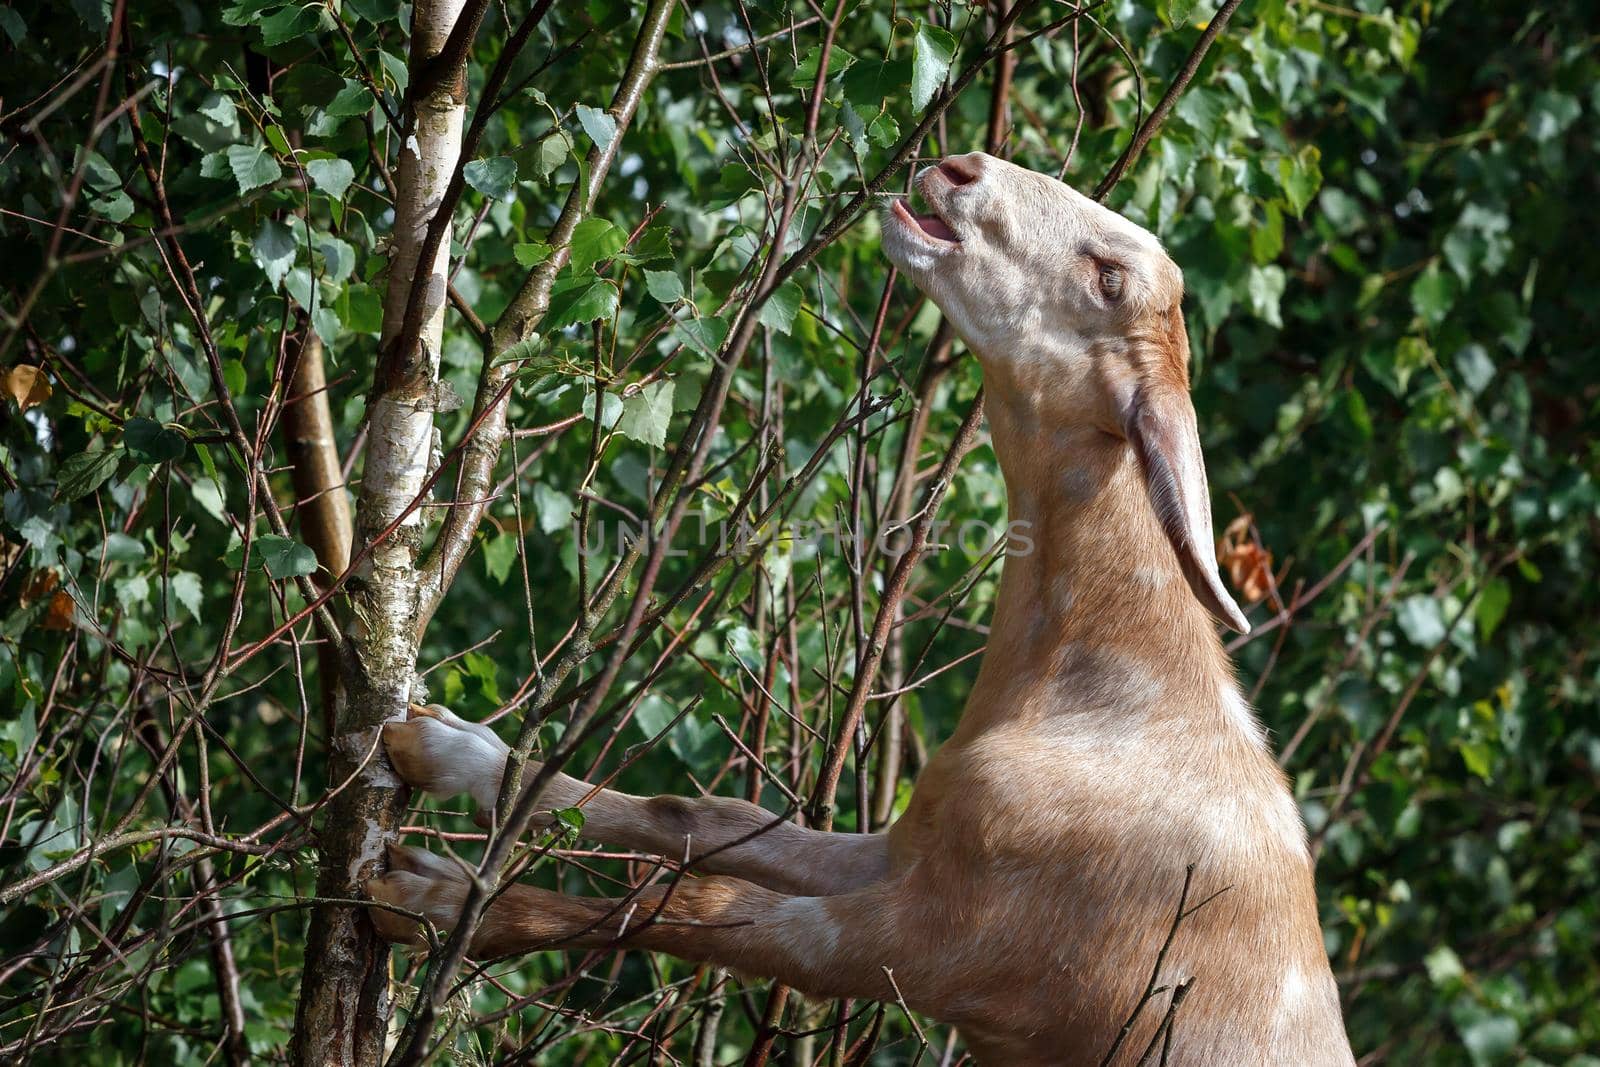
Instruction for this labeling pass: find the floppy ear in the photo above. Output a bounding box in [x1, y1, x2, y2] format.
[1123, 383, 1250, 634]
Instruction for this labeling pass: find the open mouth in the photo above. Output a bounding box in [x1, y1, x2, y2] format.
[891, 196, 960, 245]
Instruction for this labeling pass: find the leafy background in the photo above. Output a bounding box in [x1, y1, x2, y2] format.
[2, 0, 1598, 1064]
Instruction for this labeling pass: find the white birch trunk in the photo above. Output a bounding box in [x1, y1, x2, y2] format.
[291, 2, 468, 1063]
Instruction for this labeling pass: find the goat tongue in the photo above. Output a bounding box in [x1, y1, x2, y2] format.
[915, 213, 958, 242]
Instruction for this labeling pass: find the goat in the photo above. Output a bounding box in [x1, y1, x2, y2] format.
[367, 152, 1356, 1065]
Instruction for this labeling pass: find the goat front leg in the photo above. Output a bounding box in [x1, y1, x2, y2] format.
[367, 845, 918, 1007]
[384, 704, 887, 897]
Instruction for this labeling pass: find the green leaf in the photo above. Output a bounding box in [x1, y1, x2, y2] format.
[89, 191, 134, 223]
[171, 572, 205, 622]
[346, 0, 398, 22]
[1458, 739, 1494, 782]
[1251, 202, 1284, 264]
[1339, 387, 1373, 441]
[123, 418, 187, 464]
[104, 532, 144, 563]
[584, 391, 623, 429]
[191, 476, 228, 524]
[790, 44, 857, 86]
[532, 131, 570, 179]
[464, 156, 517, 200]
[575, 105, 617, 153]
[323, 80, 373, 117]
[318, 236, 356, 284]
[1277, 146, 1322, 218]
[843, 60, 912, 113]
[910, 22, 957, 113]
[757, 282, 803, 335]
[284, 267, 318, 312]
[0, 7, 27, 44]
[1475, 577, 1511, 640]
[543, 276, 618, 330]
[616, 380, 675, 448]
[673, 316, 728, 358]
[483, 530, 518, 584]
[258, 3, 321, 46]
[513, 242, 552, 267]
[312, 305, 341, 345]
[264, 123, 292, 156]
[1245, 265, 1286, 328]
[1454, 344, 1495, 394]
[532, 484, 572, 534]
[1459, 1016, 1519, 1067]
[221, 357, 247, 396]
[1160, 0, 1199, 28]
[623, 225, 672, 264]
[644, 270, 685, 304]
[568, 217, 626, 273]
[338, 283, 384, 334]
[1423, 945, 1464, 985]
[115, 573, 149, 612]
[867, 110, 899, 147]
[463, 651, 501, 704]
[1409, 263, 1457, 328]
[306, 157, 355, 199]
[56, 449, 121, 500]
[1528, 90, 1580, 142]
[254, 534, 317, 579]
[253, 219, 297, 287]
[225, 143, 282, 194]
[1396, 595, 1447, 647]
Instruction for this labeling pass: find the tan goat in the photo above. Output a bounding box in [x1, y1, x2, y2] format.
[368, 152, 1356, 1065]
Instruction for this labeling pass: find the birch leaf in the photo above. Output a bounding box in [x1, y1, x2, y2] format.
[544, 276, 618, 330]
[306, 157, 355, 199]
[225, 143, 281, 193]
[568, 218, 625, 273]
[576, 105, 617, 152]
[464, 156, 517, 200]
[645, 270, 684, 303]
[757, 282, 804, 335]
[323, 80, 373, 117]
[253, 219, 297, 286]
[258, 3, 322, 46]
[514, 242, 552, 267]
[171, 572, 205, 621]
[673, 316, 728, 358]
[617, 380, 675, 448]
[255, 535, 317, 579]
[910, 22, 957, 112]
[56, 449, 121, 500]
[123, 418, 187, 464]
[483, 531, 518, 585]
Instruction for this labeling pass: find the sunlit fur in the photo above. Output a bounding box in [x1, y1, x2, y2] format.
[367, 153, 1355, 1065]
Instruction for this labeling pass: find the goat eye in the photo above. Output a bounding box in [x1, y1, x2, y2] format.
[1098, 265, 1124, 301]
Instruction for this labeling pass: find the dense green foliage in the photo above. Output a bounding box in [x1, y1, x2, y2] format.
[2, 0, 1597, 1063]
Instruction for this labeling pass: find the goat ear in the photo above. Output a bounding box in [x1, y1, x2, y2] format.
[1123, 384, 1251, 634]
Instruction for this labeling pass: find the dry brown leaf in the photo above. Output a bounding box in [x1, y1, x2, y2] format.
[43, 590, 77, 631]
[1217, 514, 1275, 607]
[21, 568, 60, 605]
[2, 364, 53, 413]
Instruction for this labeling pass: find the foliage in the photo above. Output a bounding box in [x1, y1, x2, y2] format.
[2, 0, 1597, 1064]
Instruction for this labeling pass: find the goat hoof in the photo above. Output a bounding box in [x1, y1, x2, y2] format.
[383, 703, 509, 798]
[364, 844, 470, 946]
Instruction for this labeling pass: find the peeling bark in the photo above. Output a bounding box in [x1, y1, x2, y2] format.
[281, 327, 353, 741]
[290, 2, 471, 1064]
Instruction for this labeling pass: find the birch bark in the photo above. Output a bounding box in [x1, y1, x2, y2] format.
[290, 2, 470, 1063]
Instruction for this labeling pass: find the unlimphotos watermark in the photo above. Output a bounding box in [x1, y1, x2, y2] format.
[569, 512, 1036, 560]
